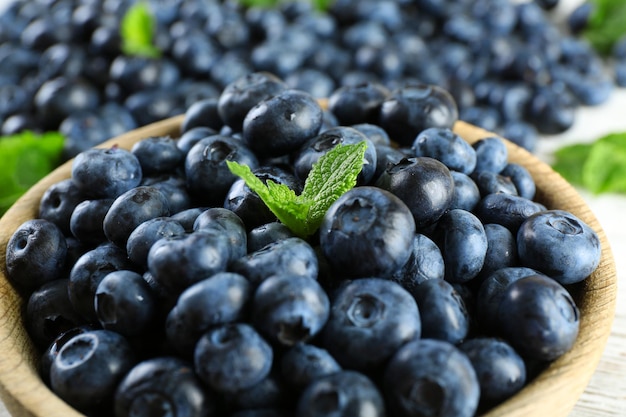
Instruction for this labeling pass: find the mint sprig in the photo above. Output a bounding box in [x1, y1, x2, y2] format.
[227, 142, 367, 238]
[236, 0, 333, 11]
[553, 132, 626, 195]
[582, 0, 626, 55]
[120, 2, 161, 58]
[0, 131, 65, 216]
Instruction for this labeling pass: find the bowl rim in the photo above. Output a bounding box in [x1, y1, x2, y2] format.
[0, 116, 617, 417]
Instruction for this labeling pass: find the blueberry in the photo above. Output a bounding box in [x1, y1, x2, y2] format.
[391, 233, 445, 293]
[131, 135, 184, 175]
[177, 126, 219, 154]
[384, 338, 480, 417]
[375, 156, 455, 229]
[473, 193, 544, 233]
[351, 123, 391, 146]
[379, 83, 458, 146]
[471, 170, 519, 197]
[38, 179, 84, 236]
[434, 209, 488, 284]
[319, 186, 415, 279]
[459, 337, 526, 405]
[223, 373, 293, 413]
[472, 136, 508, 173]
[71, 146, 142, 200]
[280, 344, 341, 390]
[412, 127, 477, 175]
[147, 230, 231, 295]
[372, 143, 406, 182]
[481, 223, 519, 279]
[499, 120, 538, 152]
[39, 325, 96, 387]
[165, 272, 252, 357]
[500, 163, 536, 200]
[497, 274, 580, 361]
[6, 219, 67, 295]
[26, 279, 85, 349]
[193, 207, 248, 262]
[243, 89, 323, 158]
[526, 83, 576, 135]
[449, 171, 481, 211]
[94, 270, 158, 338]
[171, 207, 209, 233]
[252, 274, 329, 347]
[218, 72, 288, 132]
[411, 279, 470, 344]
[322, 278, 421, 372]
[247, 222, 296, 253]
[103, 186, 171, 249]
[194, 323, 273, 393]
[185, 135, 259, 206]
[517, 210, 601, 285]
[50, 329, 136, 414]
[327, 82, 390, 126]
[146, 174, 194, 215]
[115, 357, 218, 417]
[68, 198, 114, 246]
[181, 97, 223, 133]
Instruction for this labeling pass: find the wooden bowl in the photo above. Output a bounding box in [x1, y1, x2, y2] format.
[0, 116, 617, 417]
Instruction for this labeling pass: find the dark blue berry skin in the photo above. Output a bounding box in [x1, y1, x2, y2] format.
[39, 325, 97, 387]
[471, 171, 518, 197]
[352, 123, 391, 146]
[481, 223, 519, 280]
[194, 323, 273, 393]
[320, 186, 416, 279]
[38, 179, 84, 236]
[379, 83, 458, 146]
[450, 171, 481, 211]
[165, 272, 252, 357]
[193, 207, 248, 262]
[230, 410, 290, 417]
[472, 137, 508, 174]
[171, 208, 208, 233]
[501, 163, 536, 200]
[182, 97, 223, 133]
[459, 337, 526, 405]
[224, 166, 303, 231]
[372, 143, 407, 182]
[412, 127, 477, 175]
[473, 193, 544, 233]
[412, 279, 469, 344]
[69, 198, 114, 246]
[94, 270, 158, 338]
[322, 278, 421, 372]
[185, 135, 259, 206]
[218, 72, 288, 132]
[517, 210, 601, 285]
[384, 338, 479, 417]
[144, 174, 194, 215]
[499, 121, 537, 152]
[327, 82, 390, 126]
[391, 233, 445, 293]
[526, 83, 576, 135]
[126, 217, 186, 268]
[103, 185, 171, 249]
[476, 267, 542, 332]
[68, 242, 134, 322]
[434, 209, 488, 284]
[177, 126, 219, 154]
[247, 222, 296, 253]
[6, 219, 67, 295]
[293, 126, 377, 185]
[71, 146, 142, 200]
[375, 156, 454, 230]
[497, 274, 580, 361]
[26, 279, 85, 350]
[147, 230, 231, 295]
[115, 357, 218, 417]
[252, 274, 330, 347]
[131, 135, 184, 175]
[222, 373, 292, 413]
[296, 371, 386, 417]
[233, 236, 318, 286]
[50, 329, 136, 414]
[243, 89, 323, 158]
[280, 344, 341, 390]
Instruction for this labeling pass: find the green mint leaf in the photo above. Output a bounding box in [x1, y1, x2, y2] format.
[553, 143, 593, 186]
[237, 0, 282, 8]
[583, 0, 626, 54]
[299, 141, 367, 234]
[582, 138, 626, 194]
[120, 2, 161, 58]
[0, 131, 65, 215]
[226, 142, 366, 237]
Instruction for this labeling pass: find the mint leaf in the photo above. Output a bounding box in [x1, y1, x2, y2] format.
[0, 131, 65, 215]
[583, 0, 626, 55]
[235, 0, 334, 11]
[227, 142, 367, 237]
[553, 132, 626, 195]
[120, 2, 161, 58]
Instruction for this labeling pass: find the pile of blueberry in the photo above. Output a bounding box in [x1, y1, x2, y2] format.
[5, 72, 602, 417]
[0, 0, 618, 158]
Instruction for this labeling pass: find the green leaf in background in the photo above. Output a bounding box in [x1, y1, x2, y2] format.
[120, 2, 161, 58]
[236, 0, 333, 11]
[227, 142, 367, 237]
[583, 0, 626, 55]
[0, 131, 65, 216]
[553, 132, 626, 195]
